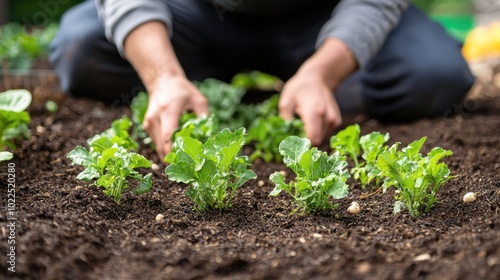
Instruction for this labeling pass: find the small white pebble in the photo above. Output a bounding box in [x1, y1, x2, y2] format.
[413, 253, 431, 262]
[151, 163, 160, 171]
[347, 201, 361, 214]
[36, 125, 46, 134]
[155, 214, 165, 222]
[463, 192, 476, 203]
[279, 170, 287, 177]
[257, 180, 265, 187]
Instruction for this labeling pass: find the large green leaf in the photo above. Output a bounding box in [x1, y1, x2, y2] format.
[0, 89, 32, 112]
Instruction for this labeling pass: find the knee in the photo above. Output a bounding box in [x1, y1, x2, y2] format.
[364, 54, 475, 122]
[403, 56, 475, 118]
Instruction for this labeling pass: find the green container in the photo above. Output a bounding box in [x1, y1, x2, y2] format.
[413, 0, 475, 42]
[7, 0, 83, 25]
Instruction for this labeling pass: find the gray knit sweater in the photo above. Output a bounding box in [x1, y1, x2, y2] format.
[95, 0, 410, 68]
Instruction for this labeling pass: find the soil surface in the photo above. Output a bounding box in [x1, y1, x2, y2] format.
[0, 82, 499, 280]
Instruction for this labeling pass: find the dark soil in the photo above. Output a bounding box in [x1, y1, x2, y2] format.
[0, 84, 499, 280]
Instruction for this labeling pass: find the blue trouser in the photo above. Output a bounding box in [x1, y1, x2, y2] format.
[49, 0, 475, 121]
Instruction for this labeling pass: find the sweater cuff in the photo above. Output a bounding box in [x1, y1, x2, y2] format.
[111, 6, 173, 57]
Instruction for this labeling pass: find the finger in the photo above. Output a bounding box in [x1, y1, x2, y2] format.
[157, 100, 185, 159]
[299, 104, 325, 146]
[191, 94, 209, 117]
[278, 94, 295, 121]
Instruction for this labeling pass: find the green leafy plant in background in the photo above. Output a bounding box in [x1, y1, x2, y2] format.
[130, 92, 152, 145]
[0, 89, 31, 150]
[368, 137, 454, 217]
[269, 136, 349, 214]
[67, 145, 152, 203]
[165, 128, 257, 212]
[87, 116, 139, 152]
[247, 116, 304, 163]
[174, 114, 219, 143]
[0, 23, 58, 71]
[231, 71, 282, 91]
[195, 78, 246, 130]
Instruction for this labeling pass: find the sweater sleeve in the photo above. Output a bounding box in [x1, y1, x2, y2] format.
[95, 0, 173, 56]
[316, 0, 410, 68]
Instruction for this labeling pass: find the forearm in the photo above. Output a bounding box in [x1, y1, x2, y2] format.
[297, 37, 358, 91]
[123, 21, 184, 93]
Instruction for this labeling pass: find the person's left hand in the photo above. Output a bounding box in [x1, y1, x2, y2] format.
[279, 72, 342, 146]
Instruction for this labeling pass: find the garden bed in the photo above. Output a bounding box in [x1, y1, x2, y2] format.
[0, 80, 499, 279]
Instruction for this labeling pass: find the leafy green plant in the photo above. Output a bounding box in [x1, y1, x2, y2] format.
[130, 91, 152, 145]
[351, 131, 390, 187]
[87, 116, 139, 152]
[195, 78, 246, 130]
[165, 128, 257, 212]
[269, 136, 349, 214]
[231, 71, 282, 91]
[0, 89, 31, 150]
[174, 114, 219, 143]
[329, 124, 361, 167]
[247, 116, 304, 162]
[330, 124, 390, 188]
[369, 137, 454, 217]
[0, 23, 58, 71]
[67, 145, 152, 202]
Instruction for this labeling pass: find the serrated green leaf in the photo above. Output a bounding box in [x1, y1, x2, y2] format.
[134, 173, 153, 195]
[67, 146, 94, 167]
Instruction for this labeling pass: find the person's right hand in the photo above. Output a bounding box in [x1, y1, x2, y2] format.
[143, 74, 209, 160]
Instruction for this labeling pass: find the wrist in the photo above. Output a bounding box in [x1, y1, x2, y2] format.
[297, 38, 358, 90]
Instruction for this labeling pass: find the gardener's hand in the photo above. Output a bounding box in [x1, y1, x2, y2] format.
[143, 74, 209, 159]
[279, 73, 342, 146]
[279, 37, 358, 146]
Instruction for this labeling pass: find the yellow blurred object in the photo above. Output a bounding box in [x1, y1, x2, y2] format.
[462, 22, 500, 62]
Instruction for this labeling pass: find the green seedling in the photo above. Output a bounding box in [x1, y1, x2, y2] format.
[0, 89, 31, 150]
[130, 92, 152, 145]
[165, 128, 257, 212]
[269, 136, 349, 214]
[45, 100, 58, 113]
[67, 145, 152, 202]
[87, 116, 139, 152]
[174, 114, 219, 143]
[369, 137, 453, 217]
[247, 116, 304, 163]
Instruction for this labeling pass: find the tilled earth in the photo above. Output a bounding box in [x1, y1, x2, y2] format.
[0, 85, 499, 280]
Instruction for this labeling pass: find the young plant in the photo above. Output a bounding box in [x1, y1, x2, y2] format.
[351, 131, 390, 187]
[174, 114, 219, 143]
[87, 116, 139, 152]
[195, 78, 246, 130]
[0, 89, 31, 150]
[247, 116, 304, 162]
[269, 136, 349, 214]
[329, 124, 361, 167]
[165, 128, 257, 212]
[130, 92, 152, 145]
[369, 137, 454, 217]
[67, 145, 152, 202]
[231, 71, 282, 91]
